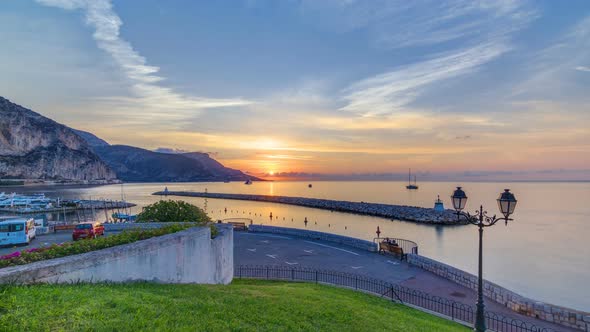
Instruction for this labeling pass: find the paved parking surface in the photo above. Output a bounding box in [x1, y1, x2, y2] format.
[0, 231, 119, 256]
[234, 231, 573, 331]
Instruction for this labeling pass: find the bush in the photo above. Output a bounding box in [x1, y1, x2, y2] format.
[0, 224, 193, 269]
[137, 200, 211, 224]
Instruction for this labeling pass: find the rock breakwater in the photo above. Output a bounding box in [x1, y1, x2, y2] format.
[153, 191, 466, 225]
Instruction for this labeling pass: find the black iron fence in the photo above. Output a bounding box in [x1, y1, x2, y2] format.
[235, 265, 557, 332]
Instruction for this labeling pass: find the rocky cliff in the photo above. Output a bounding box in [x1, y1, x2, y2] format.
[91, 145, 256, 182]
[0, 97, 117, 181]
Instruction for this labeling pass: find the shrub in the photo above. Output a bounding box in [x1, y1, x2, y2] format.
[0, 224, 193, 269]
[137, 200, 211, 224]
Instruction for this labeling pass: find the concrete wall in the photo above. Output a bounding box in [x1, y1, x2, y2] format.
[103, 222, 201, 232]
[407, 254, 590, 331]
[0, 224, 234, 285]
[248, 225, 377, 252]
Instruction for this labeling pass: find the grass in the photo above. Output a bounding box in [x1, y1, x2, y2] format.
[0, 280, 467, 332]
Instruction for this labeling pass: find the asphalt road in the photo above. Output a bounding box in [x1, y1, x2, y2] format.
[234, 231, 574, 332]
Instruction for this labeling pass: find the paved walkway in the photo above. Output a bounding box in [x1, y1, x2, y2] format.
[235, 231, 573, 331]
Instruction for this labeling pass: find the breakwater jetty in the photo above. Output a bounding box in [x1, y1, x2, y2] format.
[153, 191, 465, 225]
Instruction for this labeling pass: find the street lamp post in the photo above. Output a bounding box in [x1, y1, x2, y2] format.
[451, 187, 518, 332]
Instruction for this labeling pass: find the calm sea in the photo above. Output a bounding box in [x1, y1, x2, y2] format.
[4, 181, 589, 311]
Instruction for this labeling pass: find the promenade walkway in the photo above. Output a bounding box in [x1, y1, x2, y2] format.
[235, 231, 573, 331]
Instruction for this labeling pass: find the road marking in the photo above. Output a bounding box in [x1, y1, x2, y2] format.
[303, 250, 314, 254]
[241, 233, 292, 240]
[387, 260, 400, 265]
[303, 241, 360, 256]
[285, 261, 299, 265]
[266, 254, 278, 259]
[247, 248, 256, 252]
[351, 266, 363, 269]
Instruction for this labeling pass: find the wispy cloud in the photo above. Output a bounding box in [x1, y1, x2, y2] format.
[36, 0, 252, 113]
[298, 0, 536, 48]
[340, 43, 509, 116]
[511, 15, 590, 98]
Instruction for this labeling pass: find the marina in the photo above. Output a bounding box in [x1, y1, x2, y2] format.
[0, 192, 135, 214]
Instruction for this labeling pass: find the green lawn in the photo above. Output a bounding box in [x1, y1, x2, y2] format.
[0, 280, 467, 332]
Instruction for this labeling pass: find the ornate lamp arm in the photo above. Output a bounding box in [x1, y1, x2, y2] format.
[456, 205, 510, 227]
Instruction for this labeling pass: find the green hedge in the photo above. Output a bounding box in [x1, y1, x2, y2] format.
[137, 200, 211, 224]
[0, 224, 194, 269]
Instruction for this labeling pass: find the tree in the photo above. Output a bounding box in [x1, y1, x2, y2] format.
[137, 200, 211, 224]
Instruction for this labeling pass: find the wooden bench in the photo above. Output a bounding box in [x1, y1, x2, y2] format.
[379, 241, 407, 261]
[227, 222, 247, 231]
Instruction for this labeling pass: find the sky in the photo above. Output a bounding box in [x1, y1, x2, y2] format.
[1, 0, 589, 180]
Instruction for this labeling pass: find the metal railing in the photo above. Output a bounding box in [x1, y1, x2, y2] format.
[235, 265, 556, 332]
[374, 237, 419, 254]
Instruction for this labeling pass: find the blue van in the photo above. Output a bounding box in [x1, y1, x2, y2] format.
[0, 218, 36, 246]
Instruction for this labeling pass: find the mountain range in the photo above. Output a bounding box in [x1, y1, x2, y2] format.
[0, 96, 255, 183]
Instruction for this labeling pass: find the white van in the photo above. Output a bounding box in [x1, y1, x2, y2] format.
[0, 218, 36, 246]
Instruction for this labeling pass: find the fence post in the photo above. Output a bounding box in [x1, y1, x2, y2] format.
[451, 302, 455, 321]
[355, 276, 358, 290]
[266, 266, 269, 280]
[315, 271, 318, 284]
[390, 286, 394, 302]
[239, 266, 242, 279]
[291, 268, 295, 281]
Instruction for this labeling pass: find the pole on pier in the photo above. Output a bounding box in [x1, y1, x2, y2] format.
[103, 200, 109, 223]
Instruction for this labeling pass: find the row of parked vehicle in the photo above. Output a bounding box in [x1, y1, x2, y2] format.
[0, 218, 105, 246]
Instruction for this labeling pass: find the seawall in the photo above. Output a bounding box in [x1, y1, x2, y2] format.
[406, 254, 589, 331]
[154, 191, 464, 225]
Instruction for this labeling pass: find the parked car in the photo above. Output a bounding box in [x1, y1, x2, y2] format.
[72, 222, 105, 241]
[0, 218, 36, 246]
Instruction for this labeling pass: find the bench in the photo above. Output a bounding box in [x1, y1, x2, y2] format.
[227, 222, 247, 231]
[379, 241, 407, 261]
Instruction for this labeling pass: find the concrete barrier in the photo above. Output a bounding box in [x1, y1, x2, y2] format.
[248, 225, 377, 252]
[103, 222, 201, 232]
[0, 224, 234, 285]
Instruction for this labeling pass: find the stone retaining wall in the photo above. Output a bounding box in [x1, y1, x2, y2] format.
[407, 254, 589, 331]
[248, 224, 377, 252]
[0, 224, 234, 285]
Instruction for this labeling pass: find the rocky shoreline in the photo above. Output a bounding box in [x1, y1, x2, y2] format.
[153, 191, 467, 225]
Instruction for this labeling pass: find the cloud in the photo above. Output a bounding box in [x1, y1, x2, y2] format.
[511, 15, 590, 98]
[340, 43, 509, 116]
[297, 0, 536, 48]
[36, 0, 252, 113]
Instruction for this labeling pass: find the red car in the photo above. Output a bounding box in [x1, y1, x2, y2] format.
[72, 222, 105, 241]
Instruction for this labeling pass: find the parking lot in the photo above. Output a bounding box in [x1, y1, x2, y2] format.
[0, 230, 117, 256]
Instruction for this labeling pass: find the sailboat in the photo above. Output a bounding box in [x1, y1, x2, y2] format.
[112, 184, 137, 222]
[406, 169, 419, 190]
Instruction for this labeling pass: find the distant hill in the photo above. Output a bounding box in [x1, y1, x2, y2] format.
[0, 97, 117, 182]
[72, 129, 110, 147]
[91, 145, 255, 182]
